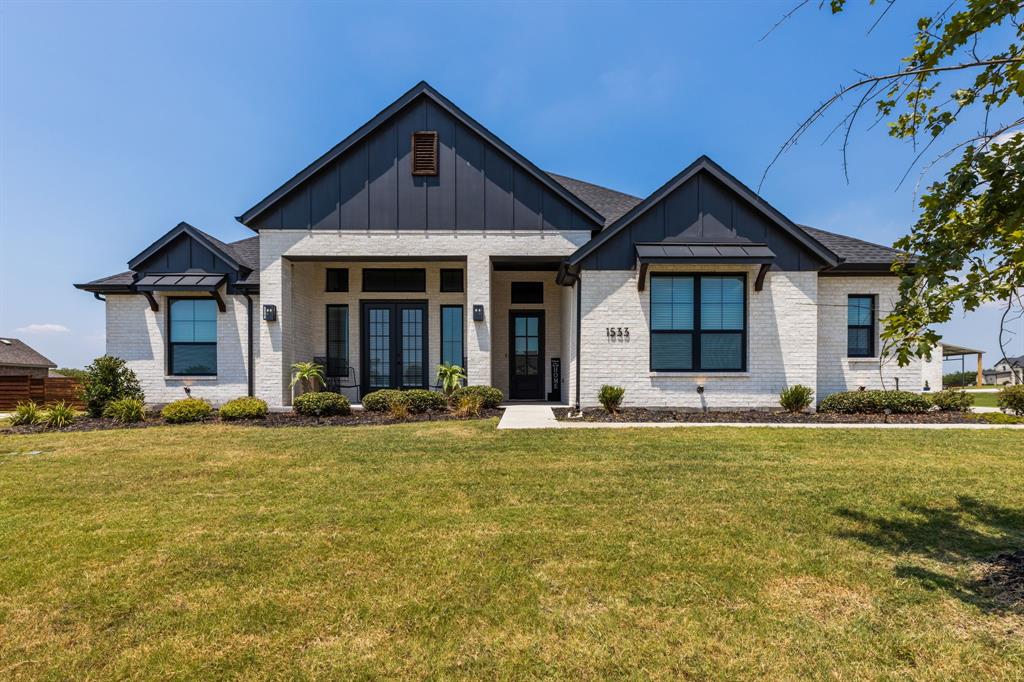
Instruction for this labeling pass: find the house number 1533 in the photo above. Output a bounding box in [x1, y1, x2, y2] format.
[606, 327, 629, 339]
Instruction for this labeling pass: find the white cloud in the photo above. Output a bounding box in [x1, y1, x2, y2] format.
[15, 323, 69, 334]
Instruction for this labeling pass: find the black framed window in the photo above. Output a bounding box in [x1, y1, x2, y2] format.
[441, 305, 464, 368]
[168, 298, 217, 375]
[511, 282, 543, 304]
[440, 268, 464, 293]
[326, 268, 349, 292]
[847, 295, 875, 357]
[362, 268, 426, 292]
[326, 305, 349, 377]
[650, 274, 745, 372]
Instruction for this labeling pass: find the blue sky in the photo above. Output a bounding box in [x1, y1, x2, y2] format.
[1, 0, 1020, 371]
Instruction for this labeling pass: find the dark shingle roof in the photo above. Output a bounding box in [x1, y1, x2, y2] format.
[0, 338, 57, 369]
[550, 172, 907, 267]
[798, 225, 907, 266]
[548, 173, 642, 226]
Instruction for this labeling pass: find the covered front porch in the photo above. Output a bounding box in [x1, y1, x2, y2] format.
[276, 256, 572, 405]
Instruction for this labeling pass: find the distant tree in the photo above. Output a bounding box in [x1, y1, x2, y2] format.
[943, 370, 977, 387]
[764, 1, 1023, 367]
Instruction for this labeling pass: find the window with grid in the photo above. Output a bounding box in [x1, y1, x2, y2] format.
[847, 295, 875, 357]
[650, 274, 745, 372]
[168, 298, 217, 376]
[325, 305, 348, 377]
[441, 306, 464, 369]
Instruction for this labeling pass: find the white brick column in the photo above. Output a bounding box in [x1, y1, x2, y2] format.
[256, 255, 292, 407]
[466, 253, 492, 386]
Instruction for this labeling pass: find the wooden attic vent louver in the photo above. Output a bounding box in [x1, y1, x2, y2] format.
[411, 131, 438, 176]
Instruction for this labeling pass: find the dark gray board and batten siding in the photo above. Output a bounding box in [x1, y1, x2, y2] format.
[134, 233, 238, 275]
[581, 171, 826, 272]
[251, 97, 598, 233]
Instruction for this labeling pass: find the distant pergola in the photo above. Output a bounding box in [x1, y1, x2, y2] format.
[942, 343, 985, 387]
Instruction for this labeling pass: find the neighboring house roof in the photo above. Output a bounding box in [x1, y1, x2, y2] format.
[0, 338, 57, 369]
[996, 355, 1024, 368]
[237, 80, 606, 229]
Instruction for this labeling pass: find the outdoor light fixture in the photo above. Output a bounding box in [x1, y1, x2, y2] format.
[184, 386, 192, 398]
[696, 384, 704, 394]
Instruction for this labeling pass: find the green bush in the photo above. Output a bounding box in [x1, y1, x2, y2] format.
[103, 397, 146, 423]
[998, 385, 1024, 416]
[401, 389, 446, 413]
[598, 385, 625, 413]
[44, 401, 77, 428]
[779, 385, 814, 413]
[219, 397, 269, 420]
[161, 398, 214, 424]
[9, 401, 42, 426]
[973, 411, 1024, 425]
[928, 389, 973, 412]
[82, 355, 144, 418]
[449, 385, 503, 409]
[818, 390, 931, 414]
[293, 391, 351, 417]
[362, 389, 407, 412]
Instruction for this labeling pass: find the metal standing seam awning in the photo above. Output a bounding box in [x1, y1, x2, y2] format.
[635, 242, 776, 291]
[133, 273, 228, 312]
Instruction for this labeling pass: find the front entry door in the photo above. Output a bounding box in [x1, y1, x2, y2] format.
[509, 311, 544, 400]
[360, 301, 428, 396]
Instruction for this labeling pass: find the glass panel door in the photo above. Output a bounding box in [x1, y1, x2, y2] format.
[360, 302, 428, 396]
[367, 306, 391, 390]
[509, 311, 544, 399]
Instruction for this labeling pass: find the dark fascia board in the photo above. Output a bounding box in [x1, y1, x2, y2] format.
[235, 81, 606, 229]
[127, 221, 246, 272]
[565, 155, 841, 268]
[73, 282, 134, 294]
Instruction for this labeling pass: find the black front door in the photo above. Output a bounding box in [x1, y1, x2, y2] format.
[360, 301, 428, 396]
[509, 310, 544, 399]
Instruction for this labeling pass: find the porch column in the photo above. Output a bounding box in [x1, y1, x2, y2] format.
[256, 256, 292, 408]
[465, 253, 492, 386]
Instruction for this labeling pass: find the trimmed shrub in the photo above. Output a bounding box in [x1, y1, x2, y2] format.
[401, 389, 446, 414]
[161, 398, 213, 424]
[293, 391, 350, 417]
[82, 355, 144, 417]
[220, 397, 269, 421]
[928, 389, 973, 412]
[779, 385, 814, 413]
[998, 385, 1024, 416]
[453, 393, 484, 418]
[9, 401, 42, 426]
[818, 390, 931, 414]
[450, 385, 503, 409]
[44, 401, 77, 428]
[975, 411, 1024, 425]
[103, 397, 146, 423]
[598, 385, 625, 413]
[362, 389, 407, 412]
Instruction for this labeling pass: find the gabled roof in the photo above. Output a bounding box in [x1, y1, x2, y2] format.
[565, 156, 840, 268]
[127, 221, 246, 272]
[800, 225, 909, 269]
[0, 338, 57, 369]
[75, 230, 260, 294]
[548, 173, 642, 227]
[237, 81, 606, 229]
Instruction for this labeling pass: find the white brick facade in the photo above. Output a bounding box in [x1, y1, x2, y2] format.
[105, 289, 255, 406]
[816, 276, 930, 396]
[577, 266, 818, 409]
[103, 235, 936, 410]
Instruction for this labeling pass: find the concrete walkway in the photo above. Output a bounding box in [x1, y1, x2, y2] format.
[496, 405, 1024, 430]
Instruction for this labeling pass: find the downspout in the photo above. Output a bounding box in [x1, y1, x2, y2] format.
[93, 292, 106, 302]
[243, 293, 255, 397]
[574, 274, 582, 412]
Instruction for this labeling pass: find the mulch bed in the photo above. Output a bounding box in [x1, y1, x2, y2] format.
[1, 409, 504, 434]
[553, 407, 989, 424]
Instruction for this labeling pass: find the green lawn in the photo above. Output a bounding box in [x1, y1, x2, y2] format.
[970, 392, 1002, 408]
[1, 422, 1023, 679]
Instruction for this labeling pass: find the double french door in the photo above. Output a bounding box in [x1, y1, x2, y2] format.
[360, 301, 428, 396]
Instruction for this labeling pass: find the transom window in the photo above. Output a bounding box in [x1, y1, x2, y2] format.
[847, 295, 875, 357]
[649, 274, 746, 372]
[168, 298, 217, 376]
[362, 268, 426, 292]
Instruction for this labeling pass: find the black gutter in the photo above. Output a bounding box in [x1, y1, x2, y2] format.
[574, 275, 582, 412]
[243, 293, 255, 397]
[92, 293, 106, 302]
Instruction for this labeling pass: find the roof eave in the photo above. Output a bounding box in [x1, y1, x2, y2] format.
[127, 222, 245, 272]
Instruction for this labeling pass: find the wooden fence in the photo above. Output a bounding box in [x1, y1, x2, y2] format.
[0, 376, 84, 411]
